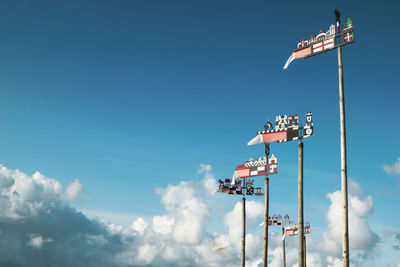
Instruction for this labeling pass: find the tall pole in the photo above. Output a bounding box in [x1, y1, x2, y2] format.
[282, 227, 286, 267]
[338, 46, 349, 267]
[263, 177, 269, 267]
[303, 235, 307, 267]
[298, 142, 304, 267]
[242, 196, 246, 267]
[263, 143, 270, 267]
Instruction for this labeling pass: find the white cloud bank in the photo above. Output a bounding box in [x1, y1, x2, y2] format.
[0, 163, 382, 266]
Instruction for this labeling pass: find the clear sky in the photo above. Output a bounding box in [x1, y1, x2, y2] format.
[0, 1, 399, 266]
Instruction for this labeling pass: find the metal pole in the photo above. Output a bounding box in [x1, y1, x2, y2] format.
[338, 46, 349, 267]
[263, 143, 270, 267]
[242, 196, 246, 267]
[282, 227, 286, 267]
[298, 142, 304, 267]
[303, 235, 307, 267]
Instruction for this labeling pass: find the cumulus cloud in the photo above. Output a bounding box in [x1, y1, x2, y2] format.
[0, 165, 84, 220]
[318, 180, 379, 260]
[115, 164, 232, 266]
[117, 164, 268, 267]
[224, 200, 264, 245]
[0, 164, 126, 266]
[198, 164, 218, 195]
[153, 215, 174, 235]
[131, 217, 148, 235]
[156, 180, 210, 244]
[0, 163, 383, 267]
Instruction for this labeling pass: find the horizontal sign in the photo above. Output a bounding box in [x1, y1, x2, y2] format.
[284, 18, 354, 69]
[216, 178, 263, 196]
[248, 111, 313, 145]
[233, 155, 278, 178]
[285, 222, 311, 236]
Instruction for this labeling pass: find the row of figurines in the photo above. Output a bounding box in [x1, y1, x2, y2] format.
[264, 111, 313, 131]
[236, 154, 277, 169]
[297, 19, 353, 49]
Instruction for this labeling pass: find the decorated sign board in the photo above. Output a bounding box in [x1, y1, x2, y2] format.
[217, 178, 263, 196]
[248, 111, 313, 146]
[285, 222, 311, 236]
[233, 155, 278, 179]
[283, 13, 354, 69]
[216, 154, 278, 196]
[268, 215, 283, 226]
[260, 214, 293, 227]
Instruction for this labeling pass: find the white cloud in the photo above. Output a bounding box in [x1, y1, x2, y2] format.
[198, 164, 218, 195]
[26, 233, 53, 249]
[0, 164, 127, 266]
[131, 217, 148, 235]
[153, 215, 174, 235]
[156, 180, 210, 244]
[224, 200, 264, 245]
[0, 163, 385, 267]
[198, 164, 212, 174]
[64, 179, 83, 202]
[137, 244, 158, 264]
[319, 180, 379, 257]
[383, 158, 400, 175]
[0, 165, 83, 219]
[326, 256, 342, 267]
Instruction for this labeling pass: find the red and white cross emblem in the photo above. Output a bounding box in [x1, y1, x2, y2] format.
[269, 164, 277, 173]
[312, 38, 334, 53]
[344, 32, 353, 42]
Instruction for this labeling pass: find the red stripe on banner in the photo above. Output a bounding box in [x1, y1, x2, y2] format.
[262, 131, 287, 143]
[236, 164, 268, 171]
[235, 167, 250, 171]
[294, 46, 311, 58]
[235, 169, 249, 178]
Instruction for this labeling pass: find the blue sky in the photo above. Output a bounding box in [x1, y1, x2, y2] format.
[0, 0, 399, 266]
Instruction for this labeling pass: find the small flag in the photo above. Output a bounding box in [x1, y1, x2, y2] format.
[283, 47, 312, 69]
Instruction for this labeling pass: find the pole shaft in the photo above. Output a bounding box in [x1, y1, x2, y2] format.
[303, 235, 307, 267]
[242, 196, 246, 267]
[298, 142, 304, 267]
[338, 46, 349, 267]
[263, 177, 269, 267]
[282, 227, 286, 267]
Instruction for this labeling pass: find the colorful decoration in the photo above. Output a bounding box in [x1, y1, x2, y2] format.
[233, 154, 278, 179]
[283, 14, 354, 69]
[216, 178, 263, 196]
[259, 214, 293, 227]
[268, 214, 289, 226]
[216, 153, 279, 196]
[268, 215, 283, 226]
[248, 111, 313, 146]
[284, 222, 311, 236]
